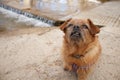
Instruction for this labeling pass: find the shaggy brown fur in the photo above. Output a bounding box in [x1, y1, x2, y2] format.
[60, 18, 101, 80]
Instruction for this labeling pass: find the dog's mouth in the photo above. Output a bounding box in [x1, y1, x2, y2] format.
[70, 31, 81, 40]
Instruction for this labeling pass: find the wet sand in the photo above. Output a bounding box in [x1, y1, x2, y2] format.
[0, 7, 51, 32]
[0, 14, 32, 31]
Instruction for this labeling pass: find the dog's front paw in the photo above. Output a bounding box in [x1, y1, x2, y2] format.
[63, 65, 72, 71]
[64, 67, 69, 71]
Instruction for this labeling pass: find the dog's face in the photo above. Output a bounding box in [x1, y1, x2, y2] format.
[60, 18, 100, 45]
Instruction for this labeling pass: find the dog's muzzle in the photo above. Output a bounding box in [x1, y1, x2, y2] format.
[70, 26, 81, 39]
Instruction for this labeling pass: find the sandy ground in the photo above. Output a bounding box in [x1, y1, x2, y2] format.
[0, 26, 120, 80]
[0, 1, 120, 80]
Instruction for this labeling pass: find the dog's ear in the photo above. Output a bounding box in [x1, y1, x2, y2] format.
[87, 19, 100, 35]
[60, 18, 72, 32]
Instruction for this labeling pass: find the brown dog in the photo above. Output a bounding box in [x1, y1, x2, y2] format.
[60, 18, 101, 80]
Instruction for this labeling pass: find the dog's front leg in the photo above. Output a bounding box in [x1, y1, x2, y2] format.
[77, 69, 90, 80]
[77, 74, 87, 80]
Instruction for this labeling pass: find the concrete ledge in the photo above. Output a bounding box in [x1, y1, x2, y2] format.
[0, 2, 65, 26]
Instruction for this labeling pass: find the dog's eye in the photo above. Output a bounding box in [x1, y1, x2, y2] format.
[82, 25, 88, 29]
[68, 24, 73, 27]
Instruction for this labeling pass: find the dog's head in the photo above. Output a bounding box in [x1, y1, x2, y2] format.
[60, 18, 100, 45]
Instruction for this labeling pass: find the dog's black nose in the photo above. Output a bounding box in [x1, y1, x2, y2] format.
[73, 26, 79, 31]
